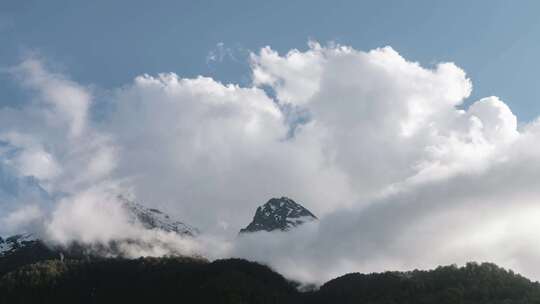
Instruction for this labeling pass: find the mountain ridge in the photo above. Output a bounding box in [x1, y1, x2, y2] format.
[0, 198, 199, 271]
[119, 196, 199, 237]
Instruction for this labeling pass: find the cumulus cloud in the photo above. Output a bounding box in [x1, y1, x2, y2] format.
[102, 72, 353, 233]
[2, 42, 540, 284]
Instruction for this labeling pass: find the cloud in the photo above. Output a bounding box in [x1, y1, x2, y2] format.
[10, 58, 91, 138]
[103, 73, 353, 233]
[0, 58, 118, 237]
[3, 42, 540, 284]
[251, 41, 326, 105]
[206, 42, 237, 64]
[0, 204, 43, 235]
[0, 59, 203, 257]
[46, 184, 201, 258]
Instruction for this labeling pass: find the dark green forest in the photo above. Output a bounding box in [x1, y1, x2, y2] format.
[1, 255, 540, 304]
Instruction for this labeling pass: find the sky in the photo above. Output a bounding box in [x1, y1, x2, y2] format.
[3, 0, 540, 284]
[2, 1, 540, 119]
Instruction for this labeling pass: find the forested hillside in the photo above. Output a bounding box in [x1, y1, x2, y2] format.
[1, 257, 539, 304]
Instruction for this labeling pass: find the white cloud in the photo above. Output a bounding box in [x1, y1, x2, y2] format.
[252, 43, 479, 202]
[11, 58, 91, 138]
[206, 42, 237, 64]
[251, 41, 326, 105]
[0, 58, 118, 238]
[0, 131, 61, 181]
[0, 204, 43, 235]
[104, 73, 354, 232]
[3, 42, 540, 285]
[1, 59, 117, 194]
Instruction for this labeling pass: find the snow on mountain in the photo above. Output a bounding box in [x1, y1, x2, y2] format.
[239, 197, 318, 233]
[0, 233, 38, 257]
[119, 196, 199, 237]
[0, 198, 198, 260]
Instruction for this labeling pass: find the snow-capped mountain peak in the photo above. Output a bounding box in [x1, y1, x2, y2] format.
[0, 198, 199, 261]
[120, 197, 199, 237]
[239, 197, 318, 233]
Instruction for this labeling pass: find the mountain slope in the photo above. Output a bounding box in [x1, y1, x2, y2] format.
[309, 262, 540, 304]
[0, 257, 299, 304]
[0, 233, 38, 257]
[240, 197, 317, 233]
[0, 235, 58, 277]
[0, 198, 199, 276]
[120, 197, 199, 236]
[1, 259, 539, 304]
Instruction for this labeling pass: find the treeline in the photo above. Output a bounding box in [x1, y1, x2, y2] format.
[310, 262, 540, 304]
[0, 257, 299, 304]
[1, 257, 540, 304]
[0, 240, 58, 277]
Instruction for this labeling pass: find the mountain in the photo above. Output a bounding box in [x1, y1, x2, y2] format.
[0, 233, 38, 257]
[120, 196, 199, 236]
[0, 234, 58, 277]
[240, 197, 318, 233]
[2, 198, 540, 303]
[0, 198, 198, 275]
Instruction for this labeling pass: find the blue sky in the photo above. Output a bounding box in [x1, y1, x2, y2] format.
[2, 0, 540, 121]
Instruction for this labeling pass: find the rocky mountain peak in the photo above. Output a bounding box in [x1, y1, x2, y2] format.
[239, 197, 317, 233]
